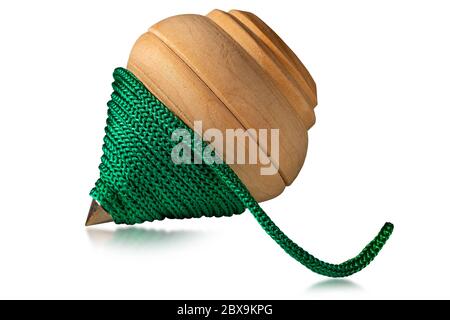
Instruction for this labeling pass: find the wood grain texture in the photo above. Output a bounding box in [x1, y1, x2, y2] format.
[229, 10, 317, 105]
[149, 14, 308, 185]
[207, 9, 315, 129]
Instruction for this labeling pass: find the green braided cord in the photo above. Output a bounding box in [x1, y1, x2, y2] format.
[90, 67, 394, 277]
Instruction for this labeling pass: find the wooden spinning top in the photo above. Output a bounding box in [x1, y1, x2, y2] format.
[86, 9, 317, 226]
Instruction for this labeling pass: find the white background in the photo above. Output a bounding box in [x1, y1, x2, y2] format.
[0, 0, 449, 299]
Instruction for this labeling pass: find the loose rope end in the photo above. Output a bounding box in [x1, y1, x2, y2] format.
[383, 222, 395, 233]
[245, 196, 395, 277]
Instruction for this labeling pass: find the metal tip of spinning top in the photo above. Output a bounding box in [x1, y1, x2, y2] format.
[85, 200, 113, 226]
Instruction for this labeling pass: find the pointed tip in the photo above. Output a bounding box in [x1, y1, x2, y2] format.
[85, 200, 113, 226]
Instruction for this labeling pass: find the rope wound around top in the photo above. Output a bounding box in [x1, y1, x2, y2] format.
[90, 67, 394, 277]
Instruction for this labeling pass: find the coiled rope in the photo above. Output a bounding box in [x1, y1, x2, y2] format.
[90, 67, 394, 277]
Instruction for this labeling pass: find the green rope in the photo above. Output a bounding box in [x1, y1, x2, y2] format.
[90, 67, 394, 277]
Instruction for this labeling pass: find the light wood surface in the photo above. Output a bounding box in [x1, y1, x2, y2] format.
[229, 10, 317, 104]
[127, 10, 317, 202]
[207, 9, 315, 129]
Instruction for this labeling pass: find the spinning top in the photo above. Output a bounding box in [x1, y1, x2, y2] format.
[87, 9, 317, 225]
[86, 9, 393, 278]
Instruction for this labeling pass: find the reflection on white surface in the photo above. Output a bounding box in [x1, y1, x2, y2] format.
[86, 227, 205, 250]
[307, 279, 364, 293]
